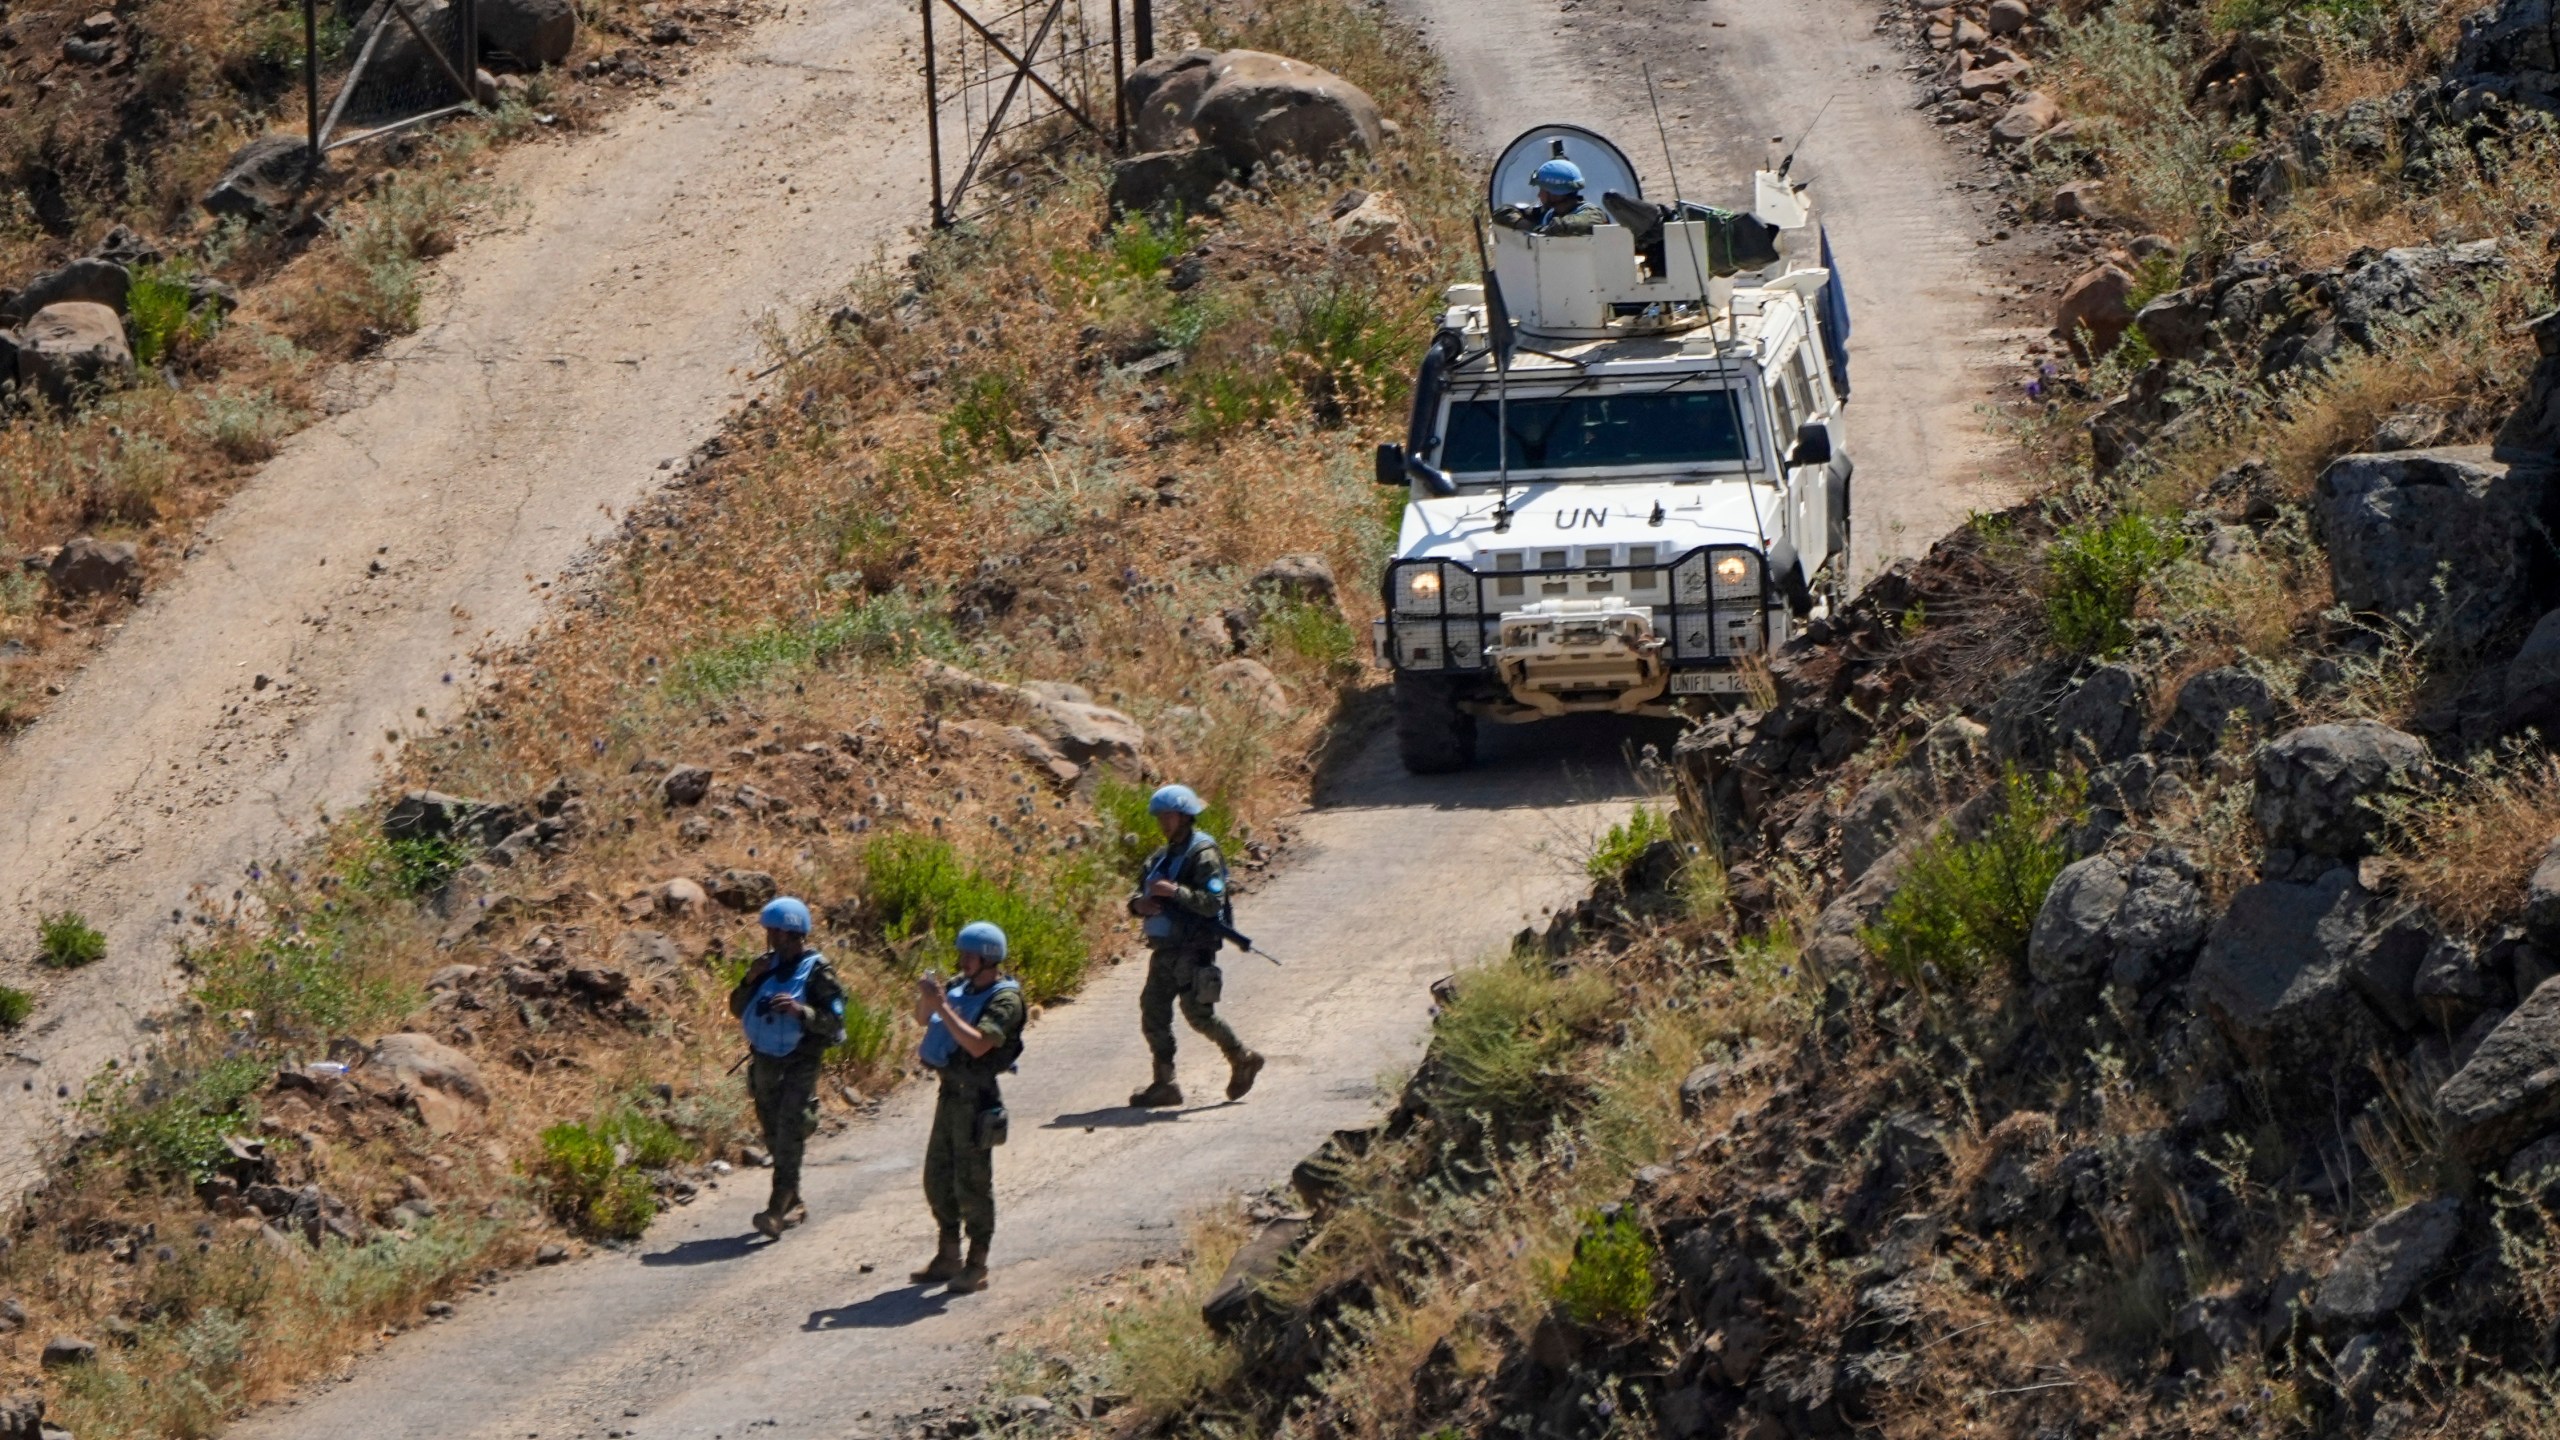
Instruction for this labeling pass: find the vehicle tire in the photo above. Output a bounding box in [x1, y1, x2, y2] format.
[1393, 673, 1477, 774]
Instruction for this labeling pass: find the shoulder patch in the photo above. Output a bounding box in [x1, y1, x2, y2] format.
[1206, 875, 1226, 894]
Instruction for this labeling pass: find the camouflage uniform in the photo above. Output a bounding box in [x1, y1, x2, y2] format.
[727, 950, 847, 1215]
[1131, 830, 1256, 1097]
[921, 979, 1026, 1251]
[1494, 197, 1609, 237]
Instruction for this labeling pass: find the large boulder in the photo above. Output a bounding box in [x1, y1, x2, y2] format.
[2438, 978, 2560, 1163]
[2502, 608, 2560, 736]
[45, 536, 141, 602]
[17, 301, 134, 404]
[2252, 721, 2431, 860]
[2055, 262, 2136, 360]
[2526, 835, 2560, 948]
[1109, 147, 1233, 217]
[1026, 696, 1145, 766]
[2027, 850, 2209, 990]
[203, 133, 321, 224]
[2458, 0, 2560, 79]
[2314, 446, 2550, 636]
[1124, 48, 1219, 151]
[480, 0, 576, 64]
[2191, 869, 2387, 1073]
[2311, 1197, 2464, 1328]
[367, 1033, 488, 1103]
[2052, 663, 2148, 765]
[1189, 50, 1385, 175]
[0, 257, 129, 326]
[2133, 286, 2215, 361]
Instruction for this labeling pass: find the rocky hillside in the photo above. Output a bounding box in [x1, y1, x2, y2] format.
[957, 1, 2560, 1437]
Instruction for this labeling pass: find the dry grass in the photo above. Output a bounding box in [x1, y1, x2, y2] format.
[2378, 748, 2560, 936]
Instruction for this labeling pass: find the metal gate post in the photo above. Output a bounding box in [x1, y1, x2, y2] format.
[1108, 0, 1125, 149]
[460, 0, 479, 104]
[303, 0, 321, 168]
[1132, 0, 1151, 63]
[922, 0, 947, 226]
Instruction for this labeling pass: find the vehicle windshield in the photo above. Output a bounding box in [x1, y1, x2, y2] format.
[1438, 388, 1751, 476]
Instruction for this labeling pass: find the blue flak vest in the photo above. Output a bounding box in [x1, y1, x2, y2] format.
[920, 976, 1022, 1070]
[1142, 830, 1224, 942]
[742, 951, 829, 1059]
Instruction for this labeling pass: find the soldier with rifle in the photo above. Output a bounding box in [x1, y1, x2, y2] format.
[1126, 784, 1264, 1109]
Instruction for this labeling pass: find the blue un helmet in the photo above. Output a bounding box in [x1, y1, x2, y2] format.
[758, 896, 812, 935]
[1148, 783, 1207, 817]
[955, 921, 1009, 961]
[1533, 158, 1586, 196]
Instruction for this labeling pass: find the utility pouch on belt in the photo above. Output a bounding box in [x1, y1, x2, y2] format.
[973, 1102, 1010, 1149]
[1191, 963, 1223, 1007]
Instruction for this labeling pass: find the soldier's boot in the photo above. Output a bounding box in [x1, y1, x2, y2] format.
[753, 1184, 800, 1239]
[909, 1232, 964, 1283]
[946, 1239, 991, 1295]
[1225, 1049, 1265, 1101]
[1128, 1061, 1183, 1109]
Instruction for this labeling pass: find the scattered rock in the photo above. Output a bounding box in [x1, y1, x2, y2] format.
[423, 963, 482, 992]
[1989, 91, 2061, 147]
[2134, 287, 2215, 361]
[1250, 553, 1339, 610]
[368, 1033, 489, 1106]
[203, 133, 322, 224]
[2054, 262, 2136, 359]
[2501, 610, 2560, 737]
[0, 257, 129, 326]
[2048, 179, 2105, 222]
[2312, 1197, 2463, 1327]
[1206, 658, 1290, 716]
[2525, 837, 2560, 949]
[2029, 849, 2208, 991]
[1329, 189, 1410, 256]
[480, 0, 577, 64]
[1025, 698, 1145, 767]
[2252, 722, 2432, 860]
[2315, 446, 2549, 636]
[17, 302, 134, 404]
[1986, 0, 2032, 34]
[2438, 979, 2560, 1163]
[661, 765, 714, 806]
[535, 1242, 569, 1264]
[1200, 1218, 1308, 1335]
[44, 536, 141, 602]
[708, 869, 778, 910]
[2159, 665, 2279, 754]
[656, 876, 709, 914]
[2052, 663, 2148, 765]
[37, 1336, 93, 1369]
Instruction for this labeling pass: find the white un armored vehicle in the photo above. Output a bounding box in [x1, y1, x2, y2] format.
[1371, 124, 1855, 774]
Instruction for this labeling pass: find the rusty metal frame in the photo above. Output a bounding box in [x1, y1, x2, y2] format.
[922, 0, 1145, 227]
[304, 0, 482, 162]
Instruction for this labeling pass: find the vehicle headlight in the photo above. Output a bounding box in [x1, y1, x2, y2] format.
[1397, 562, 1475, 614]
[1711, 550, 1760, 598]
[1410, 569, 1442, 600]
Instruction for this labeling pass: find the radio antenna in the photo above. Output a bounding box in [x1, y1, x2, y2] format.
[1641, 61, 1712, 326]
[1472, 214, 1516, 534]
[1778, 93, 1838, 179]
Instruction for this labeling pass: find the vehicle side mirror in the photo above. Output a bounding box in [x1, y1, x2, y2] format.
[1375, 443, 1408, 487]
[1787, 421, 1832, 468]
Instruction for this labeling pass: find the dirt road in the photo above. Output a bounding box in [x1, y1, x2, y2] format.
[234, 730, 1638, 1440]
[1409, 0, 2026, 575]
[0, 0, 935, 1190]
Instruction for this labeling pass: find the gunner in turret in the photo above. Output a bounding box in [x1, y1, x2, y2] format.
[1493, 158, 1608, 237]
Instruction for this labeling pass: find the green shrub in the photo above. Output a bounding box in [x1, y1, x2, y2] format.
[827, 993, 900, 1071]
[941, 369, 1040, 460]
[861, 833, 1094, 1000]
[534, 1104, 689, 1239]
[2045, 510, 2185, 658]
[1093, 777, 1245, 874]
[668, 590, 960, 702]
[1864, 768, 2084, 988]
[1266, 601, 1357, 670]
[102, 1054, 269, 1183]
[1280, 282, 1414, 423]
[192, 388, 301, 463]
[1178, 365, 1291, 441]
[1587, 804, 1675, 883]
[38, 911, 106, 969]
[127, 264, 218, 367]
[0, 986, 28, 1028]
[369, 834, 470, 897]
[1434, 949, 1612, 1120]
[1554, 1208, 1658, 1331]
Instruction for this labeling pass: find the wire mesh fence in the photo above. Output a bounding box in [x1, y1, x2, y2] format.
[306, 0, 482, 157]
[921, 0, 1140, 226]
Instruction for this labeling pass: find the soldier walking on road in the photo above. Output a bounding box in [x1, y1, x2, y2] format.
[910, 921, 1025, 1295]
[727, 896, 846, 1239]
[1127, 784, 1263, 1109]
